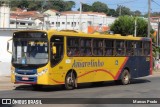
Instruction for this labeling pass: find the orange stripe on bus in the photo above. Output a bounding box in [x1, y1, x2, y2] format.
[52, 79, 64, 84]
[78, 69, 115, 79]
[52, 58, 129, 84]
[115, 57, 129, 80]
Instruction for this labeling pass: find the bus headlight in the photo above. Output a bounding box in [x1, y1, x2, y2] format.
[11, 67, 15, 74]
[11, 70, 15, 74]
[37, 68, 48, 76]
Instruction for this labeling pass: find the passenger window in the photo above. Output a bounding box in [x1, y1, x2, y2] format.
[105, 39, 114, 56]
[116, 40, 125, 56]
[143, 41, 150, 56]
[80, 38, 92, 56]
[135, 42, 143, 56]
[67, 37, 80, 56]
[126, 41, 134, 56]
[93, 39, 103, 56]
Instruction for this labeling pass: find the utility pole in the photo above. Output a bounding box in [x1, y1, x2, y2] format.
[79, 2, 82, 31]
[157, 20, 160, 60]
[134, 17, 137, 37]
[148, 0, 151, 37]
[156, 20, 159, 47]
[118, 5, 121, 16]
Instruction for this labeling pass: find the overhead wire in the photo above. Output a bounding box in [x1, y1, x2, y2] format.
[151, 0, 160, 7]
[107, 0, 139, 5]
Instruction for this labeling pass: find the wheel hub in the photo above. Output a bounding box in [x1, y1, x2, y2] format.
[67, 77, 73, 85]
[124, 74, 129, 81]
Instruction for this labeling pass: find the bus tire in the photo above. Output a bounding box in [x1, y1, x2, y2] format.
[65, 72, 75, 90]
[120, 69, 130, 85]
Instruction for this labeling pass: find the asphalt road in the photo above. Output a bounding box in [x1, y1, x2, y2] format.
[0, 75, 160, 107]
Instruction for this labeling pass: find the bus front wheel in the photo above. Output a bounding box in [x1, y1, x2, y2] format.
[65, 72, 75, 90]
[120, 69, 130, 85]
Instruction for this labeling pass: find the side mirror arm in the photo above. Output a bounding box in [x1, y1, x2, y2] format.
[7, 38, 13, 54]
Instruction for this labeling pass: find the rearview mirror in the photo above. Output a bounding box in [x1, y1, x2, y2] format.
[7, 38, 12, 54]
[52, 46, 56, 55]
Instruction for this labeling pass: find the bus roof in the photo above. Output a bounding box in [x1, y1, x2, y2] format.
[14, 29, 151, 41]
[47, 29, 151, 41]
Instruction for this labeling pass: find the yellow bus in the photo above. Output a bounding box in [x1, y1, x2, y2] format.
[8, 30, 152, 90]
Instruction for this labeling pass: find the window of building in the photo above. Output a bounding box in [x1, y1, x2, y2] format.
[62, 22, 65, 24]
[88, 21, 92, 26]
[52, 22, 54, 25]
[67, 22, 70, 25]
[20, 22, 25, 25]
[105, 39, 114, 56]
[93, 39, 103, 56]
[10, 22, 15, 24]
[71, 22, 76, 27]
[28, 23, 32, 26]
[56, 22, 60, 27]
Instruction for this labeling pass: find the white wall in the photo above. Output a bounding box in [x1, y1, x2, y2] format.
[0, 30, 15, 76]
[0, 4, 10, 28]
[45, 14, 116, 33]
[0, 30, 14, 62]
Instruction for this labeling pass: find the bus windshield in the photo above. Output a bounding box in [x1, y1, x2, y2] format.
[12, 32, 48, 65]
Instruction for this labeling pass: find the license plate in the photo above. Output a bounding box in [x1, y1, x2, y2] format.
[22, 77, 29, 80]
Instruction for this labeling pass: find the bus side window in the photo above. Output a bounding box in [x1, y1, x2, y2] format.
[80, 38, 92, 56]
[105, 39, 114, 56]
[126, 41, 134, 56]
[93, 39, 103, 56]
[67, 37, 80, 57]
[143, 41, 150, 56]
[135, 42, 143, 56]
[116, 40, 125, 56]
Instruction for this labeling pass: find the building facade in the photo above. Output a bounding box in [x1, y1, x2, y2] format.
[44, 11, 116, 33]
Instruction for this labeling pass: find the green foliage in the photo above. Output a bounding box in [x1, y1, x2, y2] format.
[77, 3, 93, 12]
[108, 9, 118, 17]
[110, 16, 149, 37]
[150, 12, 160, 17]
[116, 6, 132, 16]
[92, 1, 108, 14]
[10, 0, 75, 12]
[133, 10, 142, 16]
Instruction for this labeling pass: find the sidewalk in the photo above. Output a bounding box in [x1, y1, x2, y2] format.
[0, 76, 21, 91]
[0, 71, 160, 91]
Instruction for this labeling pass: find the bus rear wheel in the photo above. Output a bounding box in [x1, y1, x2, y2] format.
[65, 72, 75, 90]
[120, 69, 130, 85]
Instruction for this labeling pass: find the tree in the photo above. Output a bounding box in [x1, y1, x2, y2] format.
[10, 0, 29, 9]
[133, 10, 142, 16]
[27, 1, 42, 11]
[77, 3, 92, 12]
[108, 9, 118, 17]
[10, 0, 75, 12]
[110, 15, 149, 37]
[116, 6, 132, 16]
[64, 1, 75, 11]
[92, 1, 108, 13]
[151, 12, 160, 17]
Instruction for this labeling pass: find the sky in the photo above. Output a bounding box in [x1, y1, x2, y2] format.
[65, 0, 160, 14]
